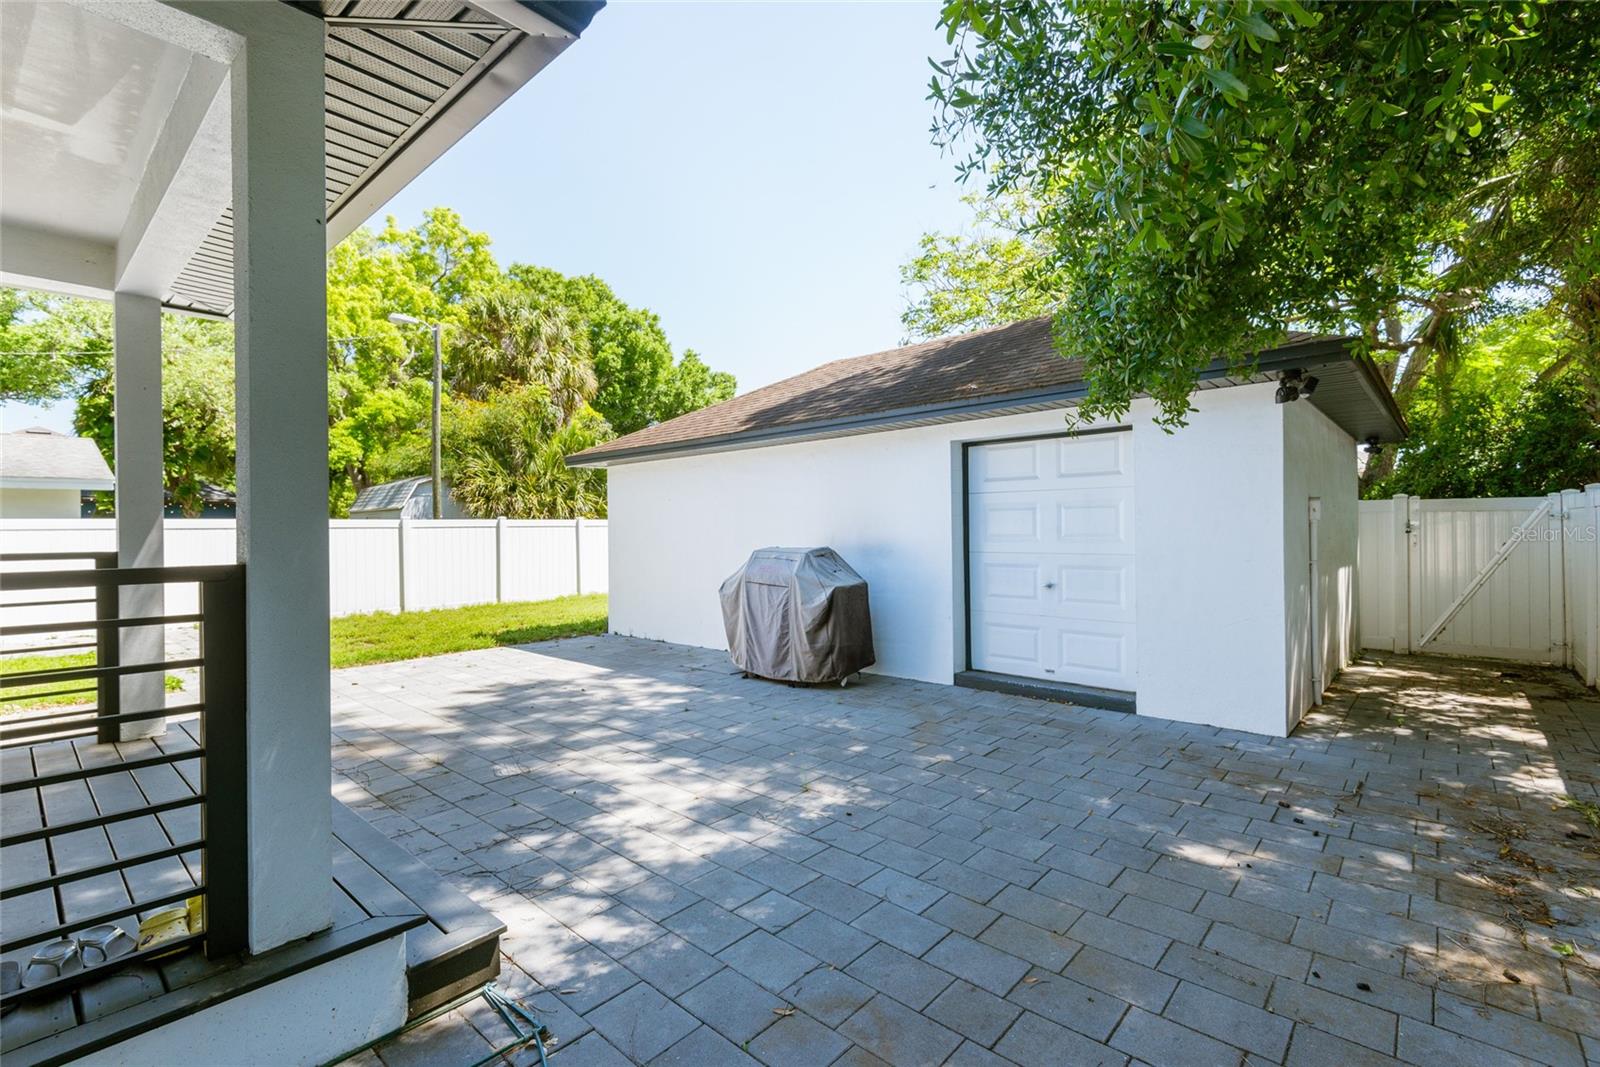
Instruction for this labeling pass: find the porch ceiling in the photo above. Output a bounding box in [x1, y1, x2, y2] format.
[166, 0, 603, 318]
[0, 0, 602, 315]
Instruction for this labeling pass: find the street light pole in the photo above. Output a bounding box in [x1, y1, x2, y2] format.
[428, 323, 443, 519]
[388, 313, 445, 519]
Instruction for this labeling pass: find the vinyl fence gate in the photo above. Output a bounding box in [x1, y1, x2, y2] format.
[1357, 486, 1600, 686]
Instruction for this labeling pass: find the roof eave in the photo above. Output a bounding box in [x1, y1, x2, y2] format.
[0, 477, 117, 491]
[568, 335, 1405, 469]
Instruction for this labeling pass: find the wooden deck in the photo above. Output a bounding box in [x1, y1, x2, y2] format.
[0, 719, 503, 1065]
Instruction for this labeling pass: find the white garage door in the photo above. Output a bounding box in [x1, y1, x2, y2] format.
[967, 431, 1136, 691]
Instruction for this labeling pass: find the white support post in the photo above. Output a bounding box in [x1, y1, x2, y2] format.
[221, 0, 332, 954]
[495, 517, 507, 603]
[113, 291, 167, 741]
[574, 516, 585, 596]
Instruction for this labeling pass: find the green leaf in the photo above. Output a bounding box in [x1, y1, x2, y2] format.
[1177, 114, 1212, 139]
[1205, 68, 1250, 99]
[1240, 14, 1279, 41]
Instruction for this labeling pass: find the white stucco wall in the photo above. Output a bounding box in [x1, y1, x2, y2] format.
[1282, 399, 1359, 732]
[0, 486, 85, 518]
[606, 381, 1360, 738]
[608, 405, 1106, 682]
[1130, 384, 1291, 734]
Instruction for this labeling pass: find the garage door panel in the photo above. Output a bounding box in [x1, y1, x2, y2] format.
[972, 553, 1133, 622]
[969, 440, 1042, 487]
[1057, 493, 1131, 547]
[971, 488, 1133, 555]
[970, 432, 1132, 491]
[968, 432, 1136, 692]
[1053, 433, 1129, 482]
[971, 617, 1043, 674]
[975, 559, 1043, 607]
[1053, 558, 1133, 618]
[971, 611, 1136, 690]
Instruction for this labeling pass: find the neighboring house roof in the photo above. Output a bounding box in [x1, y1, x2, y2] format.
[351, 476, 432, 512]
[350, 475, 461, 518]
[0, 427, 115, 489]
[568, 316, 1407, 467]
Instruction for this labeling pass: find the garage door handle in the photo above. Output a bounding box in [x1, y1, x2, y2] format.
[1043, 581, 1056, 589]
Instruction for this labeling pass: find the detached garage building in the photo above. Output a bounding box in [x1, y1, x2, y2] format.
[568, 316, 1406, 738]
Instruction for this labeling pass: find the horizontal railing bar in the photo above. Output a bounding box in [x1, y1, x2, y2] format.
[0, 931, 206, 1008]
[0, 794, 204, 845]
[1, 839, 204, 900]
[0, 723, 105, 747]
[0, 552, 118, 563]
[0, 597, 96, 608]
[1, 749, 205, 795]
[0, 613, 204, 637]
[0, 565, 240, 591]
[1, 703, 203, 742]
[1, 657, 202, 688]
[0, 641, 98, 655]
[0, 684, 98, 704]
[0, 886, 203, 953]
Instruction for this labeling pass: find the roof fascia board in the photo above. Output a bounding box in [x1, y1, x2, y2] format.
[0, 477, 117, 490]
[473, 0, 575, 39]
[568, 336, 1372, 468]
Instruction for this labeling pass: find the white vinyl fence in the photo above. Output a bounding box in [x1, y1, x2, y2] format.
[1357, 487, 1599, 685]
[0, 518, 607, 623]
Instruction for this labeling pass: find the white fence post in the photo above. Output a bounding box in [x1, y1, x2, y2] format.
[1586, 484, 1600, 685]
[574, 516, 585, 596]
[1392, 494, 1412, 653]
[397, 519, 410, 613]
[495, 516, 507, 603]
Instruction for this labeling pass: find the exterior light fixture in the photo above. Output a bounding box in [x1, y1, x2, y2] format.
[1364, 436, 1382, 455]
[1275, 368, 1317, 403]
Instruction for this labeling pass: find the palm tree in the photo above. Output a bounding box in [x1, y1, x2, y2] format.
[450, 288, 596, 422]
[447, 386, 611, 519]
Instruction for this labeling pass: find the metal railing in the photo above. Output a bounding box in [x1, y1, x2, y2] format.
[0, 553, 248, 1006]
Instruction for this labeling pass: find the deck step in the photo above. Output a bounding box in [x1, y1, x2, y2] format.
[331, 802, 505, 1017]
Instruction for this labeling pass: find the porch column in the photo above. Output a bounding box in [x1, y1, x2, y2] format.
[227, 2, 333, 953]
[113, 291, 166, 741]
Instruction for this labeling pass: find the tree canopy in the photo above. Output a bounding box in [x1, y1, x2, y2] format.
[2, 207, 735, 518]
[929, 0, 1600, 430]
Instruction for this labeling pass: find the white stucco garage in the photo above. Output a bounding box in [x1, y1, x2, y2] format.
[569, 316, 1406, 737]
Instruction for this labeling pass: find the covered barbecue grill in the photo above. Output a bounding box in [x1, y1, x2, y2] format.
[720, 547, 875, 685]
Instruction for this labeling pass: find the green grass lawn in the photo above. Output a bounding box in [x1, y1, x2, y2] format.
[0, 651, 184, 713]
[330, 594, 608, 668]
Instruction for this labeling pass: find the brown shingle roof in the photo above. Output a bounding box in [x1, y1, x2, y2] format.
[569, 316, 1387, 466]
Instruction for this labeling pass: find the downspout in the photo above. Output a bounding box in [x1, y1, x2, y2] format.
[1308, 498, 1323, 706]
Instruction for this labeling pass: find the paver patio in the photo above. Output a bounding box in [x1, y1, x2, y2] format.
[331, 637, 1600, 1066]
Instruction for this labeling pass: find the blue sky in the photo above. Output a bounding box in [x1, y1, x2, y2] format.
[2, 1, 975, 434]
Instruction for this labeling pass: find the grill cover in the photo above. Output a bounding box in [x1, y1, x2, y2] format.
[720, 547, 875, 683]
